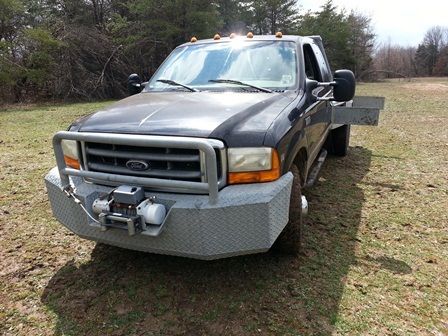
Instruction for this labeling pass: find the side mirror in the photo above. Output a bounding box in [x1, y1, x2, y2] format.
[332, 70, 355, 102]
[305, 79, 319, 99]
[127, 73, 143, 95]
[306, 79, 329, 103]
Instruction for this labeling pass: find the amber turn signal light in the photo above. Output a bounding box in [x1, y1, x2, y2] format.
[228, 150, 281, 184]
[64, 155, 80, 170]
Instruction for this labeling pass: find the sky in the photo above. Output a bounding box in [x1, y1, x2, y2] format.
[299, 0, 448, 46]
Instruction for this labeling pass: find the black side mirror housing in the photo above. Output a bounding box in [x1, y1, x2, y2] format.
[332, 70, 355, 102]
[305, 79, 319, 101]
[127, 74, 143, 95]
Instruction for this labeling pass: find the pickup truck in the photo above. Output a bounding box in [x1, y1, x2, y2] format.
[45, 33, 384, 260]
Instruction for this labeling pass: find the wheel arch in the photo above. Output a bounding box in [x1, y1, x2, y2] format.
[279, 128, 309, 186]
[292, 147, 308, 186]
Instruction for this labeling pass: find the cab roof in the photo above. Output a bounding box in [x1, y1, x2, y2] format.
[178, 34, 322, 48]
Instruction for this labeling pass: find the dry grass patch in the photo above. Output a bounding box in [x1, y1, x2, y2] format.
[0, 80, 447, 335]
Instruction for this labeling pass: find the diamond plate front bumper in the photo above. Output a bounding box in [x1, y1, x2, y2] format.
[45, 167, 293, 260]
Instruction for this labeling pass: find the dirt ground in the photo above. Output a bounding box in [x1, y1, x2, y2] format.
[0, 79, 447, 335]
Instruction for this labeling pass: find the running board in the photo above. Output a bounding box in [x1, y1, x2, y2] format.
[305, 149, 327, 188]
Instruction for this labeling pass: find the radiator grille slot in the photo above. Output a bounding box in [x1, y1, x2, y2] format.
[83, 142, 222, 183]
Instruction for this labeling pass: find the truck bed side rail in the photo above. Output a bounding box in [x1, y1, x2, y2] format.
[53, 132, 222, 205]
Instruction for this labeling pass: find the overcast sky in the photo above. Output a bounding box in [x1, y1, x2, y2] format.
[299, 0, 448, 46]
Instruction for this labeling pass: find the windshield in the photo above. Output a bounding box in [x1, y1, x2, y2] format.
[146, 40, 298, 92]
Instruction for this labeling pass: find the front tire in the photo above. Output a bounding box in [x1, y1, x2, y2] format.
[274, 164, 303, 255]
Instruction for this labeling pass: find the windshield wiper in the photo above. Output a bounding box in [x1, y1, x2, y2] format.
[208, 79, 273, 93]
[156, 79, 198, 92]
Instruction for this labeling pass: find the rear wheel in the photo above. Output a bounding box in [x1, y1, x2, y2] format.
[328, 124, 350, 156]
[274, 164, 303, 255]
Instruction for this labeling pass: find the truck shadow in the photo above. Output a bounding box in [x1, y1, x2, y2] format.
[41, 146, 372, 336]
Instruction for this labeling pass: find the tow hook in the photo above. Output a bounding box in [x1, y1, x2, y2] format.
[301, 195, 308, 216]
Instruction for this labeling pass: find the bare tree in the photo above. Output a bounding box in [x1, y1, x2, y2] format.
[371, 41, 416, 79]
[414, 26, 448, 76]
[424, 26, 445, 51]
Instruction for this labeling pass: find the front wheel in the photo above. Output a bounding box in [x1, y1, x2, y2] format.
[274, 164, 303, 255]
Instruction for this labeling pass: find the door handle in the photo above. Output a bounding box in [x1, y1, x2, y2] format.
[305, 116, 311, 126]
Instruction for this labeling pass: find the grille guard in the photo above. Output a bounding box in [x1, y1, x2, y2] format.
[53, 131, 224, 204]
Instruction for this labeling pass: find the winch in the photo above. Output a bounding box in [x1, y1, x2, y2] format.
[92, 186, 166, 236]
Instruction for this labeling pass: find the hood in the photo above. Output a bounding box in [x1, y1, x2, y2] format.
[76, 91, 297, 146]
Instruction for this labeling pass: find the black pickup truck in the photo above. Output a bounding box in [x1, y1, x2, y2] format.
[45, 33, 384, 259]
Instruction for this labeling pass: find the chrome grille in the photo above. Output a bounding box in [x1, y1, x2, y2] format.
[82, 142, 223, 183]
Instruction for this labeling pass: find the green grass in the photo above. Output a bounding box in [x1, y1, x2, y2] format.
[1, 79, 447, 335]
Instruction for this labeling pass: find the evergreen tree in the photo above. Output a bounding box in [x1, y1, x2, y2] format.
[215, 0, 250, 34]
[433, 46, 448, 76]
[414, 26, 447, 76]
[298, 0, 351, 70]
[249, 0, 299, 35]
[414, 44, 432, 76]
[0, 0, 25, 101]
[346, 11, 375, 79]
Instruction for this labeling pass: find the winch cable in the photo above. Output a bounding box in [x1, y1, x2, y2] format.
[64, 187, 101, 224]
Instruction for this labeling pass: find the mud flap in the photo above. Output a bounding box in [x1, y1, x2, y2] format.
[331, 96, 385, 126]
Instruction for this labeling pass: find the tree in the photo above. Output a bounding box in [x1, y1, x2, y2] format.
[298, 1, 352, 70]
[433, 46, 448, 76]
[248, 0, 299, 35]
[346, 11, 375, 79]
[123, 0, 220, 77]
[373, 42, 416, 79]
[215, 0, 250, 34]
[414, 26, 448, 76]
[0, 0, 26, 101]
[415, 44, 432, 76]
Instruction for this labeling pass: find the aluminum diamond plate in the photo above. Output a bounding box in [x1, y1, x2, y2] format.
[45, 167, 293, 260]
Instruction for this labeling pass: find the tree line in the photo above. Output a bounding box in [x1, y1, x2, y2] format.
[372, 26, 448, 80]
[5, 0, 425, 103]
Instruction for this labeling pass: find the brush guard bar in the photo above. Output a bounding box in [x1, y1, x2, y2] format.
[53, 131, 222, 205]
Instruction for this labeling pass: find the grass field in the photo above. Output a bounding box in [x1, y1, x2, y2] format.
[1, 78, 447, 335]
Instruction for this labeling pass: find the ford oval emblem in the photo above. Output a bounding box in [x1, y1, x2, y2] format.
[126, 160, 150, 171]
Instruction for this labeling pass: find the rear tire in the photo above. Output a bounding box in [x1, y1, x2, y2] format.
[274, 164, 303, 255]
[329, 124, 350, 156]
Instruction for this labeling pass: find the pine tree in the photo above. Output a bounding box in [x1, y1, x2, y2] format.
[298, 0, 351, 70]
[346, 11, 375, 79]
[414, 44, 431, 76]
[248, 0, 299, 35]
[433, 46, 448, 76]
[215, 0, 251, 35]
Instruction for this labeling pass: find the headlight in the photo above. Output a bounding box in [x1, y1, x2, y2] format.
[228, 147, 280, 184]
[61, 139, 80, 169]
[228, 147, 273, 172]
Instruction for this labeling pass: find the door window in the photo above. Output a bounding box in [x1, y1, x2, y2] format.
[311, 44, 331, 81]
[303, 44, 323, 82]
